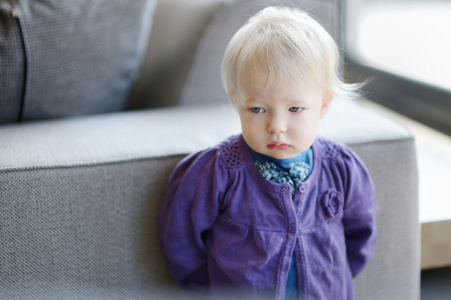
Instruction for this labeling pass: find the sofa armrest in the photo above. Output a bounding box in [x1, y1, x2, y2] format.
[321, 99, 420, 300]
[0, 105, 240, 171]
[0, 105, 240, 299]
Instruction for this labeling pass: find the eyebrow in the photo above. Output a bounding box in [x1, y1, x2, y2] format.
[243, 96, 310, 106]
[243, 97, 260, 106]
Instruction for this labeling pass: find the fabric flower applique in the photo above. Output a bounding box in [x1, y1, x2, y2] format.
[321, 189, 344, 221]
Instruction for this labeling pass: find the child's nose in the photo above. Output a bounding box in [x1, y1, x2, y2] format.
[267, 114, 287, 134]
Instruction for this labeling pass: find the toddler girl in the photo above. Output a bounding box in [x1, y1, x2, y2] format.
[159, 6, 377, 300]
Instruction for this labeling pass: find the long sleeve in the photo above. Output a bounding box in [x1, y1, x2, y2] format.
[158, 148, 228, 288]
[342, 149, 378, 277]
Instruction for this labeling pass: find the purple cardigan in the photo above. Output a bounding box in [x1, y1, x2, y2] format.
[159, 134, 377, 299]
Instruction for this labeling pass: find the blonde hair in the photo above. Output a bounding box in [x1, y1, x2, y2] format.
[221, 6, 360, 99]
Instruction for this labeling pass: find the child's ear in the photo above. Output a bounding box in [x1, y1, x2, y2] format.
[319, 92, 333, 119]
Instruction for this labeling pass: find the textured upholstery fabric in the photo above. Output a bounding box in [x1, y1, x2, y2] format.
[179, 0, 341, 106]
[352, 139, 420, 300]
[0, 101, 420, 299]
[129, 0, 231, 109]
[0, 159, 178, 299]
[0, 105, 241, 170]
[0, 0, 157, 123]
[0, 106, 241, 299]
[0, 1, 24, 122]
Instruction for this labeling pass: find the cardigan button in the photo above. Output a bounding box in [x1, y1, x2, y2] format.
[289, 224, 296, 233]
[299, 186, 305, 193]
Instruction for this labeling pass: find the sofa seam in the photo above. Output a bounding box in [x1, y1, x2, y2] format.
[0, 154, 189, 174]
[346, 136, 416, 148]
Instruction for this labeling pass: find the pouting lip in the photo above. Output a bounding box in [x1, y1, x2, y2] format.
[267, 141, 291, 150]
[268, 141, 288, 146]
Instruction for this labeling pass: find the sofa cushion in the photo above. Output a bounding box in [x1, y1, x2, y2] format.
[0, 0, 157, 123]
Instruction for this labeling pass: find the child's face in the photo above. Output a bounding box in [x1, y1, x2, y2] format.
[231, 72, 332, 159]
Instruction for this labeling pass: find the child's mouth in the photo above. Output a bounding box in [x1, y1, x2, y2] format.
[267, 141, 291, 150]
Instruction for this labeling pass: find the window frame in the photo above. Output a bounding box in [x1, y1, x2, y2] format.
[344, 61, 451, 136]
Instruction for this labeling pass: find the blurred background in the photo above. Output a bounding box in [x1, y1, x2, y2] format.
[343, 1, 451, 298]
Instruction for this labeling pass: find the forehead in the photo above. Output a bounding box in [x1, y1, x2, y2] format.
[236, 68, 320, 97]
[237, 67, 290, 92]
[235, 71, 324, 107]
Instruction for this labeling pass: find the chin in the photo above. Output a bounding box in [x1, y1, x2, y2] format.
[269, 151, 297, 160]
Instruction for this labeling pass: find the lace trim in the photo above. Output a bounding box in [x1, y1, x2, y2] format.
[220, 137, 242, 168]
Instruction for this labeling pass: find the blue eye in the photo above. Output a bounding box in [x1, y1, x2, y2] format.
[251, 107, 265, 114]
[289, 107, 303, 113]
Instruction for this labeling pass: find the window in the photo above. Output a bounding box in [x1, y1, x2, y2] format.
[344, 0, 451, 136]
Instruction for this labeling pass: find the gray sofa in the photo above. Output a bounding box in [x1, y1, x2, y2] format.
[0, 0, 420, 299]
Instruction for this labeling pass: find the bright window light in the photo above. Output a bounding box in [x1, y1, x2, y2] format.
[346, 1, 451, 92]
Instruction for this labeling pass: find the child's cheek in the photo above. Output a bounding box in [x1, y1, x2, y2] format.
[294, 118, 319, 145]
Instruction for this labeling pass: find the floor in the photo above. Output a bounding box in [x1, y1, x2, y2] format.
[421, 267, 451, 299]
